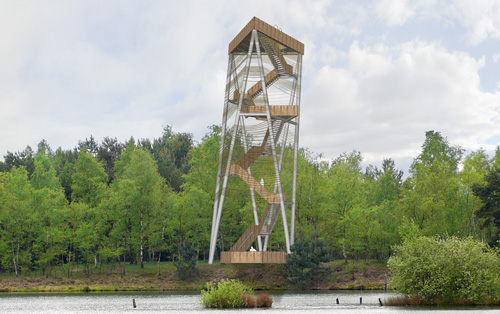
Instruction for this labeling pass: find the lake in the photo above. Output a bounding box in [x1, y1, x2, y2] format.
[1, 290, 498, 313]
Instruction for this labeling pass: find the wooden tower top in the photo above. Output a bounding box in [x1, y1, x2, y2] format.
[228, 17, 305, 55]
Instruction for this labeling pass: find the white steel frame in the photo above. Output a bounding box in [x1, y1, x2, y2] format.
[209, 22, 303, 264]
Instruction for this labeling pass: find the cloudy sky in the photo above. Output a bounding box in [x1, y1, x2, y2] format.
[1, 0, 499, 174]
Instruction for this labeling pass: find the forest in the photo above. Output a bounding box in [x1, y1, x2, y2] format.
[1, 126, 500, 276]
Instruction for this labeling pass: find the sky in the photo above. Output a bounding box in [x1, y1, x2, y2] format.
[1, 0, 500, 174]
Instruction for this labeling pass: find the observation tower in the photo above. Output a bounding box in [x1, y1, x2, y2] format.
[208, 17, 304, 264]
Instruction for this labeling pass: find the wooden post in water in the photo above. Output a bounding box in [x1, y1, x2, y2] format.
[360, 297, 362, 304]
[379, 298, 383, 306]
[336, 298, 339, 304]
[133, 298, 137, 308]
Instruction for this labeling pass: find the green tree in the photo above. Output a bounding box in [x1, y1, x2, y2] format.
[1, 146, 35, 177]
[285, 230, 331, 289]
[318, 151, 365, 262]
[363, 159, 404, 259]
[31, 151, 61, 191]
[71, 148, 108, 207]
[456, 150, 489, 236]
[78, 135, 99, 155]
[291, 149, 325, 233]
[472, 167, 500, 245]
[96, 136, 125, 184]
[174, 239, 198, 280]
[401, 131, 464, 235]
[30, 152, 68, 276]
[182, 125, 219, 196]
[0, 167, 37, 275]
[52, 148, 78, 202]
[109, 144, 165, 268]
[168, 187, 212, 260]
[148, 126, 193, 192]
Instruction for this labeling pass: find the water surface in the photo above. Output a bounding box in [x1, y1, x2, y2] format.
[1, 290, 498, 313]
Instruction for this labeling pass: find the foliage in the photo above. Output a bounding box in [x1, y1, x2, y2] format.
[201, 279, 257, 309]
[472, 167, 500, 245]
[401, 131, 464, 235]
[388, 236, 500, 305]
[1, 146, 35, 177]
[31, 151, 61, 191]
[285, 230, 331, 288]
[174, 240, 198, 280]
[143, 126, 193, 192]
[108, 144, 166, 268]
[3, 127, 500, 274]
[71, 148, 107, 207]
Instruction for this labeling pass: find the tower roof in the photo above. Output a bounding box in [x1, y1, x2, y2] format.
[228, 17, 305, 55]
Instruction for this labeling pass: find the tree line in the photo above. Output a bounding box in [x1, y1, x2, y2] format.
[1, 127, 500, 276]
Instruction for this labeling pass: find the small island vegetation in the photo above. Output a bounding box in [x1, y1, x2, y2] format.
[201, 279, 272, 309]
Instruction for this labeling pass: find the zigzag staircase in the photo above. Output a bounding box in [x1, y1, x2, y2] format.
[234, 35, 297, 115]
[228, 34, 296, 254]
[230, 203, 281, 252]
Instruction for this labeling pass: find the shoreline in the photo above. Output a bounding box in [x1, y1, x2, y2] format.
[0, 260, 389, 293]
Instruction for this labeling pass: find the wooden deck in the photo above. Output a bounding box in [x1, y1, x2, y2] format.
[221, 251, 287, 264]
[241, 105, 298, 117]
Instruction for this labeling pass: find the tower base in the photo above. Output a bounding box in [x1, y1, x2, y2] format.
[220, 251, 287, 264]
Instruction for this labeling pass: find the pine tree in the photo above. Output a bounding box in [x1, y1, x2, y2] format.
[285, 230, 331, 288]
[174, 240, 198, 280]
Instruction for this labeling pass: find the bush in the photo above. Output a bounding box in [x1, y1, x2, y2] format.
[201, 279, 254, 309]
[388, 236, 500, 305]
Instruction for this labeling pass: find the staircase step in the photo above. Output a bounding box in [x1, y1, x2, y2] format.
[230, 164, 284, 203]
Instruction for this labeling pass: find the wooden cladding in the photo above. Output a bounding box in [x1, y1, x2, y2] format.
[221, 251, 287, 264]
[229, 17, 304, 55]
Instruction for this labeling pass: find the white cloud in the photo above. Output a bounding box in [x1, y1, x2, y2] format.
[1, 0, 499, 175]
[443, 0, 500, 44]
[301, 40, 500, 172]
[372, 0, 500, 45]
[376, 0, 416, 26]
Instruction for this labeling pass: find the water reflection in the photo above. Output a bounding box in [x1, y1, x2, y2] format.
[0, 291, 498, 313]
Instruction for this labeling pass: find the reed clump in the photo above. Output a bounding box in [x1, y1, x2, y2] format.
[256, 292, 273, 307]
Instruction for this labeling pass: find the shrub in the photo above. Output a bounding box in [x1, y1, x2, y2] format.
[388, 236, 500, 305]
[201, 279, 254, 309]
[174, 240, 198, 280]
[256, 292, 273, 307]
